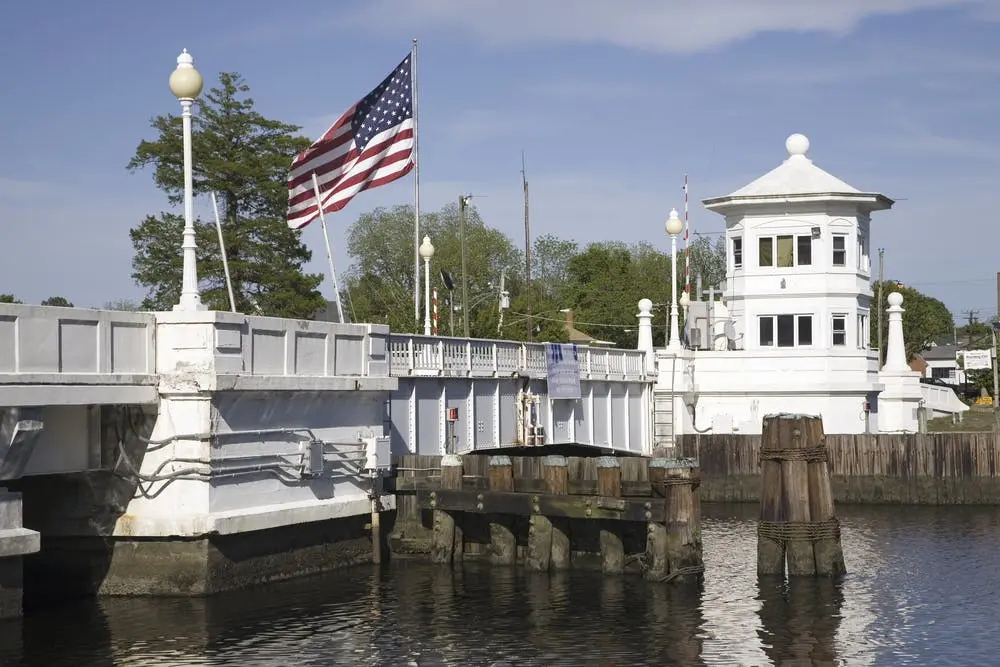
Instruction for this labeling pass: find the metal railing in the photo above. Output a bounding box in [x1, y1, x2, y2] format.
[388, 334, 648, 381]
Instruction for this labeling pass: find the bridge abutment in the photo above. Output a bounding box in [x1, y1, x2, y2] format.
[0, 489, 38, 619]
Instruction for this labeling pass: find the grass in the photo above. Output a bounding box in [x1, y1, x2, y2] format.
[927, 404, 998, 433]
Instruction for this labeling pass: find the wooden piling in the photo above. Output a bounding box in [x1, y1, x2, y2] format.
[805, 420, 846, 577]
[662, 458, 702, 584]
[758, 420, 787, 576]
[645, 458, 670, 581]
[759, 414, 845, 578]
[488, 455, 517, 566]
[431, 454, 463, 565]
[544, 455, 571, 570]
[527, 456, 558, 571]
[596, 456, 624, 575]
[782, 418, 815, 576]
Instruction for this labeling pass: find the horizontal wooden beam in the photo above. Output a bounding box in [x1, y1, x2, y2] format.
[416, 489, 668, 522]
[391, 475, 698, 496]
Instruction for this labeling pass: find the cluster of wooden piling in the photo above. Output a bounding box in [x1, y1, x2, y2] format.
[757, 414, 846, 577]
[390, 453, 703, 583]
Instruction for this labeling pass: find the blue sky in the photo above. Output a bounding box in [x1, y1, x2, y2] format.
[1, 0, 998, 322]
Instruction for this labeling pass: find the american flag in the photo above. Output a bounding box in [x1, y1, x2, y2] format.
[286, 53, 415, 229]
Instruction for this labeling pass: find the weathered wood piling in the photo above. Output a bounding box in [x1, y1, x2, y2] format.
[391, 453, 703, 583]
[757, 414, 846, 577]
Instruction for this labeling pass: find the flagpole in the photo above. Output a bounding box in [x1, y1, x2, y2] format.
[210, 192, 237, 313]
[411, 37, 421, 329]
[311, 173, 346, 323]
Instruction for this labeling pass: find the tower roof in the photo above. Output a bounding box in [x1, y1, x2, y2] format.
[703, 134, 893, 213]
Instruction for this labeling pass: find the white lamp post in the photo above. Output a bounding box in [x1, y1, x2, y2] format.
[169, 49, 205, 312]
[419, 235, 435, 335]
[665, 208, 683, 350]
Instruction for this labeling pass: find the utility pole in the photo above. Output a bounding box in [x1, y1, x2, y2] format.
[458, 194, 471, 338]
[876, 248, 884, 364]
[521, 152, 532, 342]
[962, 309, 980, 346]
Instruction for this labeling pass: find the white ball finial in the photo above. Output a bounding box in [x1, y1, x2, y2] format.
[887, 291, 904, 308]
[638, 298, 653, 314]
[785, 133, 810, 158]
[170, 48, 203, 100]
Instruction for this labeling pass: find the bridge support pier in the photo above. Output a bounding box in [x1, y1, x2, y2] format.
[0, 489, 39, 619]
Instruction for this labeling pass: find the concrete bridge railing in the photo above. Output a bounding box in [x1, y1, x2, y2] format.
[0, 303, 158, 406]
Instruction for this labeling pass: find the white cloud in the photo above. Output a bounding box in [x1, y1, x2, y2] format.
[345, 0, 987, 54]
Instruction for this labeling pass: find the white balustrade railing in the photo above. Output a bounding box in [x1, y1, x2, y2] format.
[388, 334, 648, 381]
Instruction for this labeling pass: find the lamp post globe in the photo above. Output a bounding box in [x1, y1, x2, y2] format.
[169, 49, 203, 100]
[171, 49, 205, 311]
[665, 208, 683, 237]
[420, 236, 435, 335]
[419, 235, 435, 260]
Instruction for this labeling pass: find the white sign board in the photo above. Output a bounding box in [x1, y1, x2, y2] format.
[546, 343, 581, 399]
[960, 349, 993, 370]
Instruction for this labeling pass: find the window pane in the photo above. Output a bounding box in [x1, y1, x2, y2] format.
[777, 315, 795, 347]
[797, 236, 812, 265]
[776, 236, 793, 267]
[759, 237, 773, 266]
[833, 236, 846, 266]
[833, 315, 846, 346]
[759, 317, 774, 346]
[798, 316, 813, 346]
[733, 237, 743, 268]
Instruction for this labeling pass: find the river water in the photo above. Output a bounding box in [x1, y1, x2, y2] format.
[3, 503, 999, 666]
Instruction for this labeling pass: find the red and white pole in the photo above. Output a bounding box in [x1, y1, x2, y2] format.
[683, 173, 691, 299]
[432, 287, 438, 336]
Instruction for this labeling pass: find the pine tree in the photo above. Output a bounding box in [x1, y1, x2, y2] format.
[127, 72, 324, 318]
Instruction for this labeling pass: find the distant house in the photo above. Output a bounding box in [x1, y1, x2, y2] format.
[911, 343, 966, 384]
[560, 309, 615, 347]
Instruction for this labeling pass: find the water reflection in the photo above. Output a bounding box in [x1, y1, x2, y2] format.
[2, 504, 1000, 666]
[757, 577, 843, 666]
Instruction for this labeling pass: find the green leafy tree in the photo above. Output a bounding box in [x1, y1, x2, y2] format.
[560, 241, 673, 348]
[127, 72, 324, 318]
[0, 294, 21, 304]
[531, 234, 578, 300]
[41, 296, 73, 307]
[686, 235, 727, 292]
[870, 280, 954, 360]
[344, 203, 521, 337]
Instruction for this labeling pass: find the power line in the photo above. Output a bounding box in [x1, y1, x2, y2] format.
[505, 310, 639, 330]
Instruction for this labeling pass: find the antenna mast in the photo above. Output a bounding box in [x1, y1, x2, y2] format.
[522, 151, 532, 341]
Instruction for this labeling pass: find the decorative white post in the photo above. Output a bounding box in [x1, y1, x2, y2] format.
[878, 291, 923, 433]
[665, 208, 683, 351]
[419, 235, 435, 335]
[169, 49, 205, 312]
[882, 292, 908, 372]
[637, 298, 654, 372]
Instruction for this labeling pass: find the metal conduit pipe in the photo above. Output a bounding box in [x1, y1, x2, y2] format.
[132, 466, 377, 500]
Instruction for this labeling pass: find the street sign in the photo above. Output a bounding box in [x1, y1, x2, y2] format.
[546, 343, 581, 399]
[960, 349, 992, 370]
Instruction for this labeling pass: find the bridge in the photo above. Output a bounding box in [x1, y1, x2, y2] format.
[387, 334, 650, 455]
[0, 302, 654, 617]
